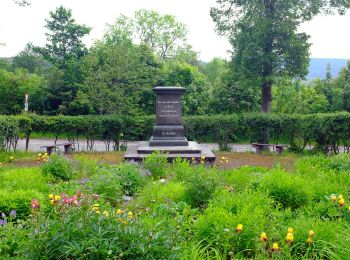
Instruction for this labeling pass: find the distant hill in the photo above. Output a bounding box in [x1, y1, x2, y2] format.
[307, 58, 348, 80]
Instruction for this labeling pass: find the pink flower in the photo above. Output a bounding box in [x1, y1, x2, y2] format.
[31, 199, 40, 209]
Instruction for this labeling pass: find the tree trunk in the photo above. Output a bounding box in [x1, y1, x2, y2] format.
[262, 81, 272, 113]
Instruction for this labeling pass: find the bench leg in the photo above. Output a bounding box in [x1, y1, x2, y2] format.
[254, 146, 262, 154]
[64, 144, 72, 154]
[276, 147, 283, 155]
[47, 147, 54, 155]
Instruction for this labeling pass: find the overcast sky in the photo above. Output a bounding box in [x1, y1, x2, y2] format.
[1, 0, 350, 61]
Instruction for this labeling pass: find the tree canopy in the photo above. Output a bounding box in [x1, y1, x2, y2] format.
[211, 0, 350, 112]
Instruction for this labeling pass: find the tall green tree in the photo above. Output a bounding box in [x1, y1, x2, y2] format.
[106, 9, 188, 60]
[211, 0, 350, 112]
[73, 41, 161, 115]
[38, 6, 91, 68]
[35, 6, 91, 114]
[12, 43, 49, 74]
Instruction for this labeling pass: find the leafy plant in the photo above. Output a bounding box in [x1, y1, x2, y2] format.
[143, 151, 168, 179]
[41, 154, 73, 181]
[184, 167, 219, 208]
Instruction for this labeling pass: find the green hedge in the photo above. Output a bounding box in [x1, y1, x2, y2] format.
[0, 113, 349, 153]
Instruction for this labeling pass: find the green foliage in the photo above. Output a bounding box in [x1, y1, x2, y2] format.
[106, 9, 188, 59]
[0, 189, 45, 219]
[143, 151, 168, 179]
[211, 0, 350, 111]
[76, 41, 161, 116]
[114, 164, 146, 196]
[327, 153, 350, 172]
[2, 112, 350, 154]
[0, 68, 42, 115]
[0, 167, 49, 193]
[161, 61, 209, 115]
[183, 166, 220, 208]
[41, 154, 73, 181]
[130, 181, 186, 210]
[0, 220, 29, 258]
[73, 154, 99, 179]
[260, 169, 311, 210]
[3, 154, 350, 258]
[86, 168, 123, 203]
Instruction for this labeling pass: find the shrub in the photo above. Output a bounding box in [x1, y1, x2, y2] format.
[73, 154, 99, 179]
[184, 167, 220, 208]
[326, 153, 350, 172]
[259, 169, 311, 210]
[129, 181, 186, 210]
[171, 157, 192, 181]
[143, 151, 168, 179]
[0, 219, 29, 258]
[41, 154, 73, 181]
[86, 169, 123, 204]
[114, 164, 146, 196]
[0, 189, 46, 219]
[0, 167, 49, 193]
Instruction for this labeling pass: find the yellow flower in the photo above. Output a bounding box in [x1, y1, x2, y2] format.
[236, 224, 243, 233]
[338, 194, 343, 200]
[9, 156, 14, 160]
[331, 195, 337, 202]
[306, 237, 313, 245]
[339, 198, 345, 207]
[286, 232, 294, 243]
[272, 242, 279, 252]
[260, 232, 268, 241]
[50, 200, 54, 205]
[95, 210, 100, 214]
[0, 162, 2, 167]
[38, 153, 42, 157]
[48, 194, 54, 199]
[116, 209, 123, 214]
[103, 211, 109, 217]
[128, 211, 133, 218]
[308, 230, 315, 238]
[348, 205, 350, 212]
[288, 227, 294, 233]
[54, 195, 60, 201]
[221, 156, 225, 160]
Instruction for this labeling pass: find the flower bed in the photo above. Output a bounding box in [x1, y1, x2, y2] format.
[1, 153, 350, 259]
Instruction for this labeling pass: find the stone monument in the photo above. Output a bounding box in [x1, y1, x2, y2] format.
[124, 86, 216, 164]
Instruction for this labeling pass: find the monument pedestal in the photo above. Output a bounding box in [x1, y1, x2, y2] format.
[124, 141, 216, 165]
[124, 86, 216, 165]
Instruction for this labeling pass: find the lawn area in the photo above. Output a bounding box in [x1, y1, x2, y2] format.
[0, 152, 349, 259]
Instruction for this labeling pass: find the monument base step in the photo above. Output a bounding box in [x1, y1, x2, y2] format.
[124, 141, 216, 165]
[138, 141, 201, 154]
[149, 136, 189, 146]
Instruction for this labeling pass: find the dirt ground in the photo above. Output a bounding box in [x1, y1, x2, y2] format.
[2, 151, 299, 171]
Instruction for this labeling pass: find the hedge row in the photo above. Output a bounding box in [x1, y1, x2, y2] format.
[0, 113, 349, 153]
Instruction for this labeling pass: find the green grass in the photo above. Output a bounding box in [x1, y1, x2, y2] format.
[1, 153, 350, 259]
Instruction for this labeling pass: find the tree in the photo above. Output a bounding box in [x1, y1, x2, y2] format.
[37, 6, 91, 68]
[73, 41, 161, 115]
[12, 43, 50, 74]
[34, 6, 91, 114]
[0, 68, 42, 114]
[161, 61, 209, 115]
[211, 0, 350, 112]
[106, 9, 188, 60]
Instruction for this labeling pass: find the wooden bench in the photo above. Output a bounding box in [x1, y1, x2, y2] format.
[40, 143, 73, 155]
[251, 143, 288, 155]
